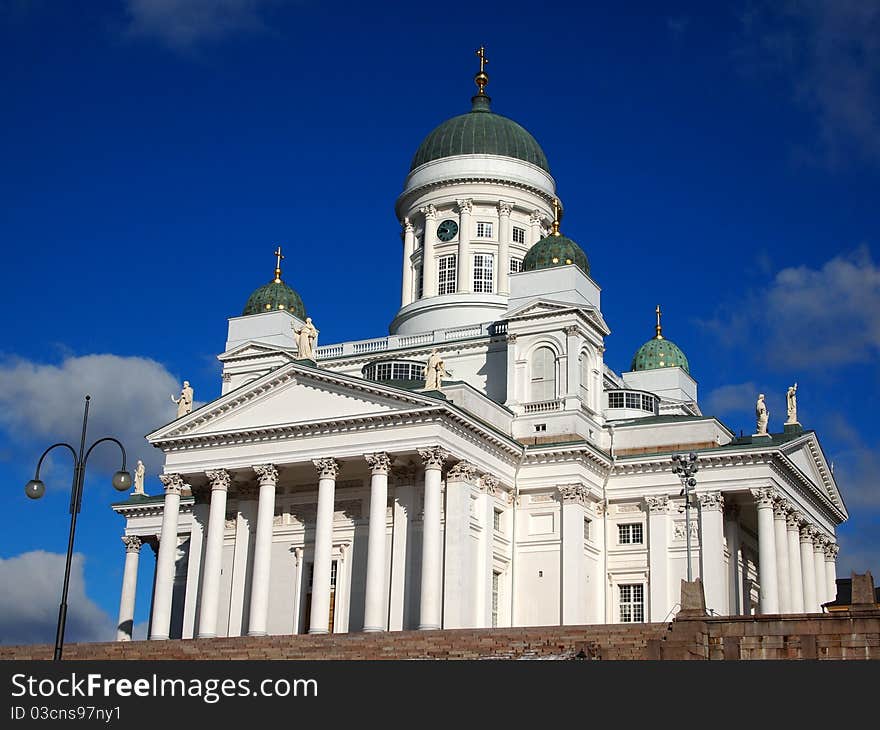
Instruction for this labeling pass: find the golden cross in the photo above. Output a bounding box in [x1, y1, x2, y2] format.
[552, 198, 562, 235]
[655, 305, 663, 339]
[476, 46, 488, 73]
[273, 245, 284, 282]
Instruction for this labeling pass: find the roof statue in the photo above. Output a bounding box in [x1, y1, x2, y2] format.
[171, 380, 193, 418]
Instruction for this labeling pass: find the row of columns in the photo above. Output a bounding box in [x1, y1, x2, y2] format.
[118, 446, 457, 641]
[401, 202, 548, 306]
[752, 488, 838, 615]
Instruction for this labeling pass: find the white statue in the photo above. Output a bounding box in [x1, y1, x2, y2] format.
[755, 393, 769, 436]
[133, 460, 146, 495]
[785, 383, 798, 424]
[424, 349, 449, 391]
[295, 317, 318, 360]
[171, 380, 193, 418]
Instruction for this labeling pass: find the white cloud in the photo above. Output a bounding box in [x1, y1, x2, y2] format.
[702, 381, 759, 417]
[0, 551, 116, 646]
[0, 353, 181, 475]
[123, 0, 277, 49]
[736, 1, 880, 165]
[701, 247, 880, 371]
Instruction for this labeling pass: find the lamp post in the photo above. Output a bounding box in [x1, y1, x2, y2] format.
[672, 452, 699, 582]
[24, 395, 132, 661]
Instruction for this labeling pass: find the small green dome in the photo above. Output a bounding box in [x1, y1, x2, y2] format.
[410, 94, 550, 173]
[522, 233, 590, 275]
[243, 279, 305, 318]
[630, 337, 690, 374]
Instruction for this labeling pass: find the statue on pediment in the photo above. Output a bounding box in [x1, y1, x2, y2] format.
[754, 393, 769, 436]
[133, 460, 146, 495]
[424, 349, 448, 391]
[785, 383, 798, 424]
[295, 317, 318, 360]
[171, 380, 193, 418]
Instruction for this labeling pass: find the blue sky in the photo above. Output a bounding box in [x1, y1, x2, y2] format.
[1, 0, 878, 643]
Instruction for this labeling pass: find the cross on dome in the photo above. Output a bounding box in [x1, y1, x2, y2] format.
[273, 246, 284, 283]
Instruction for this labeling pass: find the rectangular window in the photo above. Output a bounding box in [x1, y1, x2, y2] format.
[619, 584, 644, 623]
[476, 221, 493, 238]
[512, 226, 526, 244]
[491, 573, 500, 627]
[509, 257, 523, 274]
[641, 394, 655, 412]
[416, 264, 423, 299]
[437, 255, 457, 295]
[473, 253, 494, 293]
[493, 509, 502, 532]
[618, 523, 643, 545]
[584, 517, 591, 541]
[625, 392, 641, 409]
[608, 392, 624, 409]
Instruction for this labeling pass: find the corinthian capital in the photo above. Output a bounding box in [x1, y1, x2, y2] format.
[122, 535, 143, 554]
[558, 484, 589, 506]
[205, 469, 231, 492]
[750, 487, 776, 508]
[313, 458, 340, 480]
[773, 498, 790, 519]
[529, 209, 544, 225]
[456, 198, 473, 214]
[497, 200, 513, 216]
[825, 542, 839, 560]
[253, 464, 279, 487]
[799, 523, 816, 543]
[418, 446, 448, 470]
[786, 510, 803, 530]
[420, 204, 437, 220]
[698, 491, 724, 512]
[365, 452, 392, 476]
[645, 495, 669, 514]
[403, 217, 414, 233]
[158, 473, 187, 496]
[447, 460, 479, 482]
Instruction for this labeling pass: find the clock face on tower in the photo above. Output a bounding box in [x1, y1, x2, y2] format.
[437, 219, 458, 242]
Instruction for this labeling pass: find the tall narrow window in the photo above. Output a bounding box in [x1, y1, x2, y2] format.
[579, 353, 591, 403]
[416, 264, 423, 300]
[619, 584, 644, 623]
[530, 347, 556, 402]
[512, 226, 526, 244]
[492, 572, 501, 627]
[437, 255, 457, 295]
[473, 253, 494, 293]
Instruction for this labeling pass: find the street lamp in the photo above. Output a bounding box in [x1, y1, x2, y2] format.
[672, 452, 699, 582]
[25, 395, 131, 661]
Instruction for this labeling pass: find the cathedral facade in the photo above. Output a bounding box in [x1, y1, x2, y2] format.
[113, 56, 847, 642]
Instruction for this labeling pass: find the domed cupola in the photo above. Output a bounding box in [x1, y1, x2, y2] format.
[242, 246, 306, 319]
[409, 47, 550, 173]
[630, 306, 690, 374]
[522, 199, 590, 275]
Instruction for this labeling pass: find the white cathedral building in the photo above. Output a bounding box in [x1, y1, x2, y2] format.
[113, 56, 847, 642]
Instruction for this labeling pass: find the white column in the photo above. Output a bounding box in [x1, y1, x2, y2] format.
[388, 465, 416, 631]
[418, 446, 448, 630]
[150, 474, 185, 639]
[813, 535, 828, 608]
[825, 543, 838, 606]
[401, 218, 415, 306]
[182, 489, 209, 639]
[197, 469, 230, 638]
[563, 325, 581, 409]
[456, 199, 472, 293]
[800, 524, 818, 612]
[699, 492, 725, 615]
[444, 461, 478, 628]
[786, 510, 805, 613]
[497, 201, 512, 294]
[248, 464, 278, 636]
[363, 452, 392, 632]
[724, 504, 741, 614]
[116, 536, 142, 641]
[421, 204, 437, 298]
[309, 458, 339, 634]
[646, 495, 670, 622]
[560, 485, 589, 625]
[751, 488, 778, 614]
[475, 476, 497, 628]
[291, 548, 304, 633]
[228, 486, 257, 636]
[773, 500, 791, 613]
[529, 209, 543, 246]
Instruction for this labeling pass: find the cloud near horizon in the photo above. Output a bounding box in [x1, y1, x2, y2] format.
[0, 551, 116, 646]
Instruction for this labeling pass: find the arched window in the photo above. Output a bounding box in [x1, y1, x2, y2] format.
[530, 347, 556, 402]
[579, 353, 591, 402]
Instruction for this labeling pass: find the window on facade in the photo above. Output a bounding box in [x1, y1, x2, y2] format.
[492, 572, 501, 627]
[579, 354, 591, 403]
[584, 517, 591, 541]
[473, 253, 494, 293]
[625, 392, 641, 409]
[493, 509, 502, 532]
[512, 226, 525, 244]
[608, 392, 624, 409]
[438, 255, 457, 295]
[416, 264, 423, 300]
[476, 221, 493, 238]
[619, 584, 644, 623]
[509, 257, 523, 274]
[642, 394, 655, 412]
[530, 347, 556, 402]
[618, 523, 643, 545]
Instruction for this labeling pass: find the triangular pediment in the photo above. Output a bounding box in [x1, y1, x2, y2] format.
[148, 362, 442, 443]
[781, 434, 846, 515]
[505, 299, 610, 336]
[217, 340, 295, 363]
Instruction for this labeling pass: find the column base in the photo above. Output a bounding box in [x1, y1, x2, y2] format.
[418, 624, 441, 631]
[149, 634, 169, 641]
[197, 633, 217, 639]
[362, 626, 385, 633]
[248, 630, 268, 637]
[308, 629, 330, 635]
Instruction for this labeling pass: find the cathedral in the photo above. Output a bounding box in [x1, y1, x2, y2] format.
[113, 52, 847, 642]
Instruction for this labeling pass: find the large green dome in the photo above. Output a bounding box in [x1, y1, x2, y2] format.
[243, 279, 305, 319]
[522, 233, 590, 275]
[631, 337, 689, 374]
[410, 94, 550, 173]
